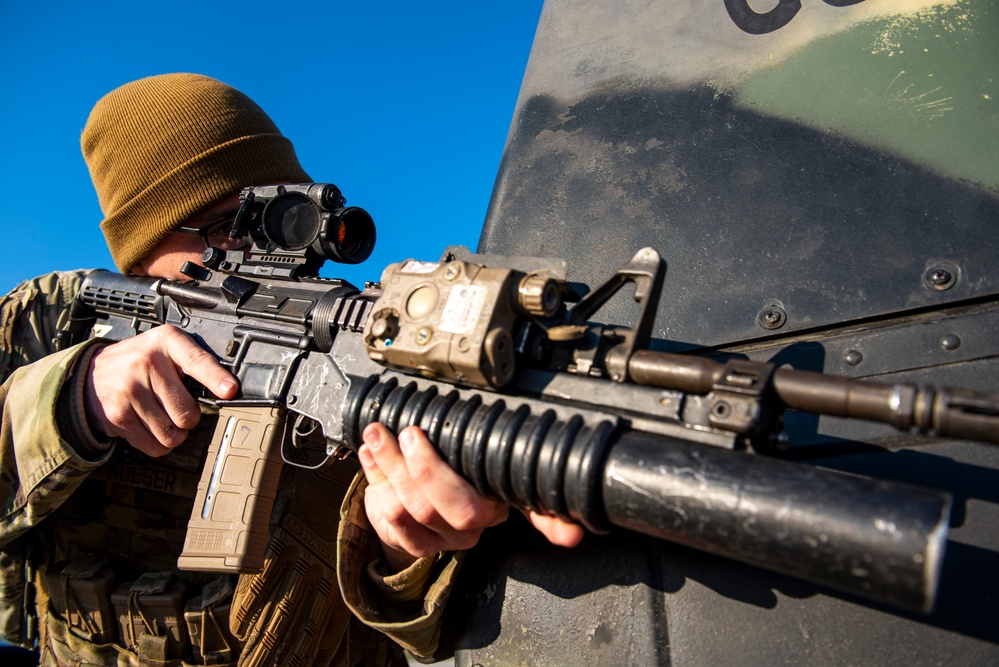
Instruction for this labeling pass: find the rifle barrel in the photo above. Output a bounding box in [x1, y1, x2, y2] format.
[628, 350, 999, 443]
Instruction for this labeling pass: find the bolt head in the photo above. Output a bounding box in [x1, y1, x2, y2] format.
[756, 304, 787, 330]
[930, 270, 951, 285]
[923, 263, 958, 291]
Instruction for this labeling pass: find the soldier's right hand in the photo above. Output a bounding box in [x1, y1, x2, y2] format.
[83, 324, 238, 456]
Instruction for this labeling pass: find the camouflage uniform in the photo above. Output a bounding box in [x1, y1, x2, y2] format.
[0, 271, 460, 666]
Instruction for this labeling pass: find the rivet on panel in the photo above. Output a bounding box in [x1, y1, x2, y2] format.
[940, 334, 961, 351]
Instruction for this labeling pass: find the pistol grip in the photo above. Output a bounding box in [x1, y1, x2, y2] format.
[178, 406, 285, 573]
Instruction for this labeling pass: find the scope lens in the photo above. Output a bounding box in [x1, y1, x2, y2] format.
[336, 217, 363, 256]
[322, 207, 376, 264]
[262, 193, 321, 250]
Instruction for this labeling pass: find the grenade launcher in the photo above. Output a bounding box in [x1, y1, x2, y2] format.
[76, 183, 999, 615]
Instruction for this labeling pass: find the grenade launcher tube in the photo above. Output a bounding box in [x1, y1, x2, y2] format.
[342, 373, 950, 614]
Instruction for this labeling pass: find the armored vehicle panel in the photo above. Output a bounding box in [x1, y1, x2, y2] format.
[455, 2, 999, 665]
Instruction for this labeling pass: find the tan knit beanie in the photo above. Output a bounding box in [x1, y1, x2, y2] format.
[82, 73, 311, 273]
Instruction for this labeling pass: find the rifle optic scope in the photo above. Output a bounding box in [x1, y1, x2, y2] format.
[236, 183, 376, 268]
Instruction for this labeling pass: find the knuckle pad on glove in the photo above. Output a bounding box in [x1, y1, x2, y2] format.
[232, 465, 356, 666]
[234, 522, 348, 666]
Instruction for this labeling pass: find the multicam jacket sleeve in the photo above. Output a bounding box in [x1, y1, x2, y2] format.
[0, 271, 114, 549]
[337, 473, 464, 662]
[0, 271, 462, 659]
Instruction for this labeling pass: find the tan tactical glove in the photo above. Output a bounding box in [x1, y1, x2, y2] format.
[230, 459, 359, 667]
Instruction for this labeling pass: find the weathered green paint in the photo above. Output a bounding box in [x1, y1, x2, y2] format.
[733, 0, 998, 191]
[463, 1, 999, 665]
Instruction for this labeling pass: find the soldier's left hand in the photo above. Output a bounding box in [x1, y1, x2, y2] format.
[358, 423, 584, 572]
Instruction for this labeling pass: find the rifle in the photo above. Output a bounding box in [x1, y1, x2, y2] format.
[77, 183, 999, 615]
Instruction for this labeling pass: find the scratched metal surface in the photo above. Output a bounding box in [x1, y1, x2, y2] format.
[479, 0, 998, 352]
[457, 1, 999, 665]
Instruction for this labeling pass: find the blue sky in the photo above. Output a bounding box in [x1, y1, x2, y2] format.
[0, 1, 544, 293]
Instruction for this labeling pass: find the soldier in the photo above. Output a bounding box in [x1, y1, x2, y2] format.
[0, 73, 580, 666]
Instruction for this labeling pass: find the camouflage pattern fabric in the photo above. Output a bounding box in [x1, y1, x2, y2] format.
[0, 271, 110, 548]
[0, 271, 455, 665]
[338, 473, 463, 661]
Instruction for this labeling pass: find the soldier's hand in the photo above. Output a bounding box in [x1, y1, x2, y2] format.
[83, 324, 238, 456]
[359, 423, 583, 572]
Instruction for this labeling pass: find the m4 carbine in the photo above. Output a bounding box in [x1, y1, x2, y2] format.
[76, 183, 999, 616]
